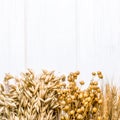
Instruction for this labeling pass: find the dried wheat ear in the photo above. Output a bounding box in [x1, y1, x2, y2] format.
[0, 70, 120, 120]
[0, 69, 64, 120]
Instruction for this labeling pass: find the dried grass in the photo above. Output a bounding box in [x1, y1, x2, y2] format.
[0, 69, 64, 120]
[103, 84, 120, 120]
[0, 70, 120, 120]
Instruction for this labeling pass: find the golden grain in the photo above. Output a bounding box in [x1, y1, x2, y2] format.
[0, 70, 120, 120]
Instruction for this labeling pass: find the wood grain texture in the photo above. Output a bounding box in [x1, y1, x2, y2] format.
[0, 0, 120, 85]
[76, 0, 120, 85]
[26, 0, 76, 74]
[0, 0, 25, 80]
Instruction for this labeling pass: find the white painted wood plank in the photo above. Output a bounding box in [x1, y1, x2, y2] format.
[77, 0, 120, 85]
[0, 0, 25, 81]
[26, 0, 76, 74]
[0, 0, 9, 80]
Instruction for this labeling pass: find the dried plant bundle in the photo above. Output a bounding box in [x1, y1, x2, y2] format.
[0, 69, 64, 120]
[0, 69, 120, 120]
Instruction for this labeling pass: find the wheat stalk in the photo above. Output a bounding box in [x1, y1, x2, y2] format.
[0, 70, 120, 120]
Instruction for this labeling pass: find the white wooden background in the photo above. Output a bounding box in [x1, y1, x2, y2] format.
[0, 0, 120, 84]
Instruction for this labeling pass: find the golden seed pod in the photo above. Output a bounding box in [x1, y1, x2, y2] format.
[97, 116, 102, 120]
[74, 86, 78, 90]
[62, 94, 66, 97]
[75, 71, 80, 75]
[77, 114, 83, 119]
[61, 101, 66, 106]
[59, 96, 63, 100]
[97, 88, 101, 93]
[98, 74, 103, 79]
[68, 76, 72, 82]
[70, 72, 73, 76]
[73, 73, 77, 77]
[84, 92, 89, 98]
[90, 81, 95, 85]
[66, 98, 72, 103]
[61, 75, 66, 81]
[97, 71, 102, 75]
[98, 99, 102, 104]
[95, 98, 98, 102]
[74, 76, 77, 79]
[74, 93, 78, 97]
[89, 85, 93, 90]
[86, 97, 91, 102]
[69, 82, 76, 87]
[80, 81, 85, 85]
[78, 93, 83, 99]
[92, 107, 97, 113]
[82, 100, 85, 104]
[77, 109, 82, 113]
[80, 106, 85, 112]
[59, 83, 66, 87]
[63, 105, 70, 111]
[71, 95, 76, 100]
[93, 81, 98, 85]
[84, 101, 88, 106]
[64, 115, 69, 120]
[70, 110, 75, 115]
[92, 72, 96, 76]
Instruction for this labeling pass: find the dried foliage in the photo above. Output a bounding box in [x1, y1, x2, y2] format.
[103, 84, 120, 120]
[0, 69, 64, 120]
[0, 69, 120, 120]
[58, 71, 103, 120]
